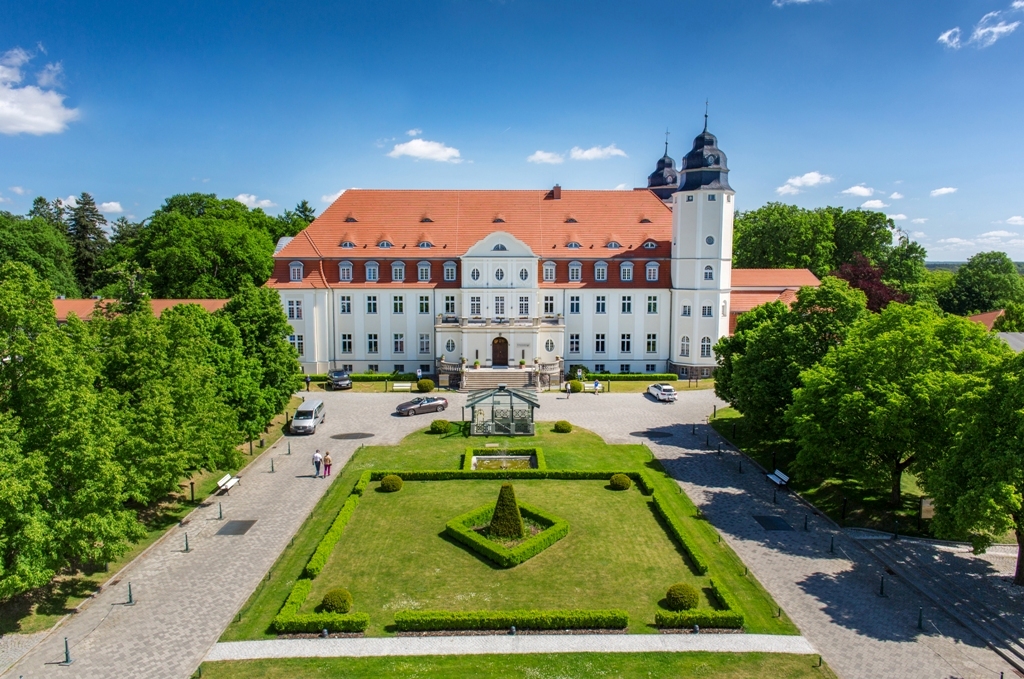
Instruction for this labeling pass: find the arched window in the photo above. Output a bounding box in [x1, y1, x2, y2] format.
[542, 261, 556, 282]
[417, 261, 431, 282]
[643, 241, 657, 249]
[340, 240, 355, 249]
[492, 243, 508, 251]
[418, 241, 433, 249]
[566, 241, 581, 249]
[704, 265, 714, 281]
[607, 241, 621, 249]
[569, 261, 582, 281]
[289, 261, 303, 282]
[700, 337, 712, 358]
[379, 240, 393, 248]
[646, 262, 659, 281]
[338, 261, 353, 282]
[391, 262, 405, 282]
[594, 261, 608, 282]
[365, 261, 379, 282]
[620, 261, 634, 282]
[444, 261, 457, 281]
[680, 336, 690, 357]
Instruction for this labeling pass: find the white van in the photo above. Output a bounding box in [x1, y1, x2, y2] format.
[290, 399, 325, 435]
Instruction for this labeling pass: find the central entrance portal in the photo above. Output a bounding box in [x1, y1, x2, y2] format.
[491, 337, 509, 366]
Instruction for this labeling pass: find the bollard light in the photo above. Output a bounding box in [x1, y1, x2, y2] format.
[218, 502, 223, 520]
[287, 441, 291, 455]
[62, 637, 73, 665]
[190, 481, 195, 503]
[127, 582, 135, 606]
[184, 533, 190, 553]
[321, 628, 329, 638]
[917, 606, 923, 630]
[510, 625, 516, 636]
[804, 515, 809, 531]
[271, 458, 275, 473]
[829, 536, 835, 553]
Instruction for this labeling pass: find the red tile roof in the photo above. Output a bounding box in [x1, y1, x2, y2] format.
[969, 309, 1004, 331]
[53, 298, 229, 322]
[731, 268, 820, 289]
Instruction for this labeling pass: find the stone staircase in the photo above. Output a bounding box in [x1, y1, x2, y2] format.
[459, 368, 536, 392]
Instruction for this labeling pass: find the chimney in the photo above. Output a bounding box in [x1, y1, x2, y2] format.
[552, 184, 561, 200]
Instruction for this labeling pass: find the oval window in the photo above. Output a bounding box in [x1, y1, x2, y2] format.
[519, 268, 529, 281]
[545, 339, 554, 352]
[495, 268, 505, 281]
[706, 236, 715, 245]
[446, 339, 456, 352]
[471, 268, 480, 281]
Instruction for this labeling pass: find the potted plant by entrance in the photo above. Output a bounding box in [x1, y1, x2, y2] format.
[519, 359, 526, 369]
[473, 360, 480, 369]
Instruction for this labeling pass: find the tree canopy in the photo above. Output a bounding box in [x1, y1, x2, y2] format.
[0, 211, 80, 297]
[938, 251, 1024, 316]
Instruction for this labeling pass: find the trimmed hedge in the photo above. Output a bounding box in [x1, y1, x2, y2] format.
[321, 587, 353, 613]
[393, 608, 628, 632]
[635, 469, 656, 496]
[370, 469, 646, 482]
[666, 582, 699, 610]
[651, 491, 709, 575]
[446, 502, 568, 568]
[609, 473, 632, 491]
[417, 378, 435, 393]
[429, 419, 452, 435]
[274, 611, 371, 633]
[489, 483, 524, 538]
[553, 420, 573, 432]
[380, 474, 403, 492]
[710, 578, 744, 617]
[589, 373, 678, 382]
[353, 470, 372, 496]
[654, 609, 744, 629]
[304, 495, 360, 578]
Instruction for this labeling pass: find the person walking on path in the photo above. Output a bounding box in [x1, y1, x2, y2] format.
[323, 452, 333, 477]
[312, 450, 323, 478]
[593, 378, 600, 395]
[565, 381, 570, 399]
[305, 375, 312, 391]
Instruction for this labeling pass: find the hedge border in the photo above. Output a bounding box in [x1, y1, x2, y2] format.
[461, 448, 546, 471]
[654, 578, 745, 629]
[393, 608, 628, 631]
[370, 469, 650, 484]
[271, 571, 371, 633]
[300, 373, 419, 383]
[445, 501, 569, 568]
[304, 494, 361, 578]
[651, 490, 709, 575]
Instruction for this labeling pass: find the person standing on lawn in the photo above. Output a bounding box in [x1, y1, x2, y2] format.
[312, 450, 323, 478]
[323, 451, 333, 477]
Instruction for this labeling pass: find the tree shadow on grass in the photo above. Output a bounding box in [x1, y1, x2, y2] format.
[0, 577, 98, 635]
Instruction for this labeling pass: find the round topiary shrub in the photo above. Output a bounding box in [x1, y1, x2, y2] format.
[666, 582, 699, 611]
[417, 378, 435, 393]
[320, 587, 353, 613]
[568, 379, 583, 393]
[609, 473, 632, 490]
[380, 474, 403, 492]
[429, 419, 452, 435]
[553, 420, 573, 433]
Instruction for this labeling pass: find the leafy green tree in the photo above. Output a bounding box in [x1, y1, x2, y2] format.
[788, 303, 1009, 506]
[993, 302, 1024, 332]
[713, 301, 788, 404]
[734, 203, 836, 278]
[134, 194, 274, 298]
[828, 208, 894, 266]
[270, 200, 317, 243]
[939, 251, 1024, 316]
[923, 351, 1024, 583]
[882, 230, 929, 294]
[0, 212, 80, 297]
[28, 196, 66, 232]
[67, 193, 110, 293]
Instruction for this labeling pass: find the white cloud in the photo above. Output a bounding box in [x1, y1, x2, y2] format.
[0, 196, 9, 203]
[1007, 215, 1024, 225]
[36, 61, 63, 88]
[938, 27, 962, 48]
[614, 183, 630, 190]
[776, 171, 833, 195]
[9, 185, 25, 195]
[0, 47, 79, 135]
[842, 184, 874, 197]
[938, 237, 973, 245]
[569, 144, 628, 161]
[234, 193, 276, 209]
[912, 231, 927, 237]
[321, 189, 346, 203]
[98, 201, 123, 213]
[406, 128, 422, 137]
[527, 150, 564, 164]
[388, 138, 462, 163]
[890, 192, 904, 199]
[887, 214, 908, 220]
[912, 218, 929, 224]
[861, 199, 889, 209]
[980, 230, 1018, 238]
[940, 2, 1024, 50]
[930, 187, 957, 197]
[63, 194, 78, 207]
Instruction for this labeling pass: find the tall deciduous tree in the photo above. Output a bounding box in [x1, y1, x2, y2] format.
[713, 301, 788, 404]
[993, 302, 1024, 332]
[939, 251, 1024, 316]
[270, 200, 317, 243]
[733, 203, 836, 278]
[0, 212, 80, 297]
[834, 254, 909, 312]
[788, 303, 1009, 506]
[828, 208, 895, 267]
[67, 193, 110, 293]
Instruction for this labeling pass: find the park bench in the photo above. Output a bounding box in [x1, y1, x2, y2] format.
[582, 383, 604, 393]
[767, 469, 789, 488]
[391, 382, 412, 392]
[216, 473, 240, 494]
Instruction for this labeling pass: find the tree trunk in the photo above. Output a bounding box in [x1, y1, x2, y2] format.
[1015, 526, 1024, 587]
[890, 466, 903, 508]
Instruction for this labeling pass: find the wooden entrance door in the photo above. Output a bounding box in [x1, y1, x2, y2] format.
[491, 337, 508, 366]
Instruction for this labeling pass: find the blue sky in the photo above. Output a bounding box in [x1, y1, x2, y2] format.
[2, 0, 1023, 260]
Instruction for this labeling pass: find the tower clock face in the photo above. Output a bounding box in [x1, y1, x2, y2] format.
[705, 154, 717, 167]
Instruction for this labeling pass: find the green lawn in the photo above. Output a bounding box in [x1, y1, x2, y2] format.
[199, 652, 835, 679]
[221, 421, 798, 641]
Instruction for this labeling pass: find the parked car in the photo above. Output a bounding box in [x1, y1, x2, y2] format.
[290, 399, 325, 434]
[328, 370, 353, 390]
[396, 396, 449, 416]
[647, 383, 677, 402]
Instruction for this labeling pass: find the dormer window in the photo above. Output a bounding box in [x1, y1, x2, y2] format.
[565, 217, 578, 223]
[340, 240, 356, 248]
[418, 241, 433, 248]
[444, 261, 457, 281]
[392, 262, 405, 282]
[643, 241, 657, 249]
[289, 261, 303, 282]
[365, 261, 379, 281]
[594, 261, 608, 282]
[492, 243, 508, 251]
[569, 261, 582, 282]
[344, 215, 358, 222]
[420, 216, 433, 223]
[543, 261, 556, 282]
[338, 261, 353, 282]
[492, 216, 505, 223]
[645, 262, 659, 282]
[417, 261, 431, 282]
[607, 241, 621, 249]
[639, 218, 652, 223]
[378, 240, 393, 248]
[566, 241, 581, 249]
[620, 261, 634, 282]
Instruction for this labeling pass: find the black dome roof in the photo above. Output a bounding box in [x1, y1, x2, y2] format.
[647, 141, 679, 199]
[678, 125, 731, 192]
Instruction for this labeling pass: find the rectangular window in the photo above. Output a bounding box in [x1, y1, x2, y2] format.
[646, 363, 657, 372]
[647, 296, 658, 314]
[646, 333, 657, 353]
[366, 296, 377, 314]
[470, 296, 481, 315]
[702, 305, 713, 317]
[519, 296, 529, 316]
[544, 295, 554, 314]
[543, 265, 555, 282]
[341, 334, 352, 353]
[646, 266, 658, 282]
[287, 300, 303, 320]
[367, 364, 378, 372]
[393, 266, 405, 282]
[419, 295, 430, 314]
[570, 296, 580, 314]
[394, 364, 405, 373]
[393, 333, 405, 353]
[444, 295, 456, 314]
[708, 194, 716, 201]
[569, 334, 580, 353]
[339, 296, 351, 314]
[367, 334, 379, 353]
[595, 266, 607, 282]
[594, 363, 605, 373]
[342, 364, 353, 372]
[682, 304, 691, 317]
[621, 296, 632, 314]
[420, 364, 431, 374]
[595, 334, 606, 353]
[393, 296, 404, 314]
[620, 334, 631, 353]
[419, 334, 430, 354]
[288, 334, 304, 356]
[418, 264, 430, 281]
[595, 296, 606, 314]
[620, 364, 631, 373]
[494, 296, 505, 316]
[339, 265, 352, 282]
[444, 265, 456, 281]
[569, 265, 581, 282]
[621, 266, 632, 282]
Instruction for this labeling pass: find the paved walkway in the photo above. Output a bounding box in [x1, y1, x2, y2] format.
[206, 633, 817, 660]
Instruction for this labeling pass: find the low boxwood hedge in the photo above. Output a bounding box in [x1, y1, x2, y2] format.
[353, 470, 372, 495]
[273, 611, 371, 633]
[445, 502, 568, 568]
[297, 372, 419, 383]
[304, 494, 360, 578]
[651, 491, 709, 575]
[588, 373, 678, 382]
[654, 609, 744, 629]
[393, 608, 628, 631]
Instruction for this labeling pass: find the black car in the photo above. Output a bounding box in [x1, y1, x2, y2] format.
[328, 370, 353, 390]
[396, 396, 449, 416]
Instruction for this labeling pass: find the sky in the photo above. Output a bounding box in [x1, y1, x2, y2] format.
[2, 0, 1023, 261]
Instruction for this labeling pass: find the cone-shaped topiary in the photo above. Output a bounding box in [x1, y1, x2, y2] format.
[488, 483, 525, 539]
[666, 582, 699, 611]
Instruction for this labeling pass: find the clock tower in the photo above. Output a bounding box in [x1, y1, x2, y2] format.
[669, 123, 734, 377]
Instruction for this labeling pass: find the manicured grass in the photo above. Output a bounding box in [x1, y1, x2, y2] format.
[199, 652, 835, 679]
[0, 395, 303, 636]
[591, 378, 715, 394]
[221, 422, 797, 641]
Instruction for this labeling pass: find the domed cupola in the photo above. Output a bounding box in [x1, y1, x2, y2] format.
[678, 120, 731, 192]
[647, 139, 679, 200]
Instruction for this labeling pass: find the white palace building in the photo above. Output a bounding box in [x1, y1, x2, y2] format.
[268, 125, 819, 386]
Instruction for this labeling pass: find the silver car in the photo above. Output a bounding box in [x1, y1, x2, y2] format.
[290, 399, 325, 434]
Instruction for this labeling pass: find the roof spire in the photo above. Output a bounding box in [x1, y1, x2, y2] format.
[664, 128, 670, 155]
[704, 99, 709, 132]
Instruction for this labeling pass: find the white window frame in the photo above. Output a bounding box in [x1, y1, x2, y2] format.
[494, 296, 505, 317]
[419, 295, 430, 314]
[646, 262, 659, 281]
[417, 261, 431, 282]
[287, 299, 302, 320]
[366, 296, 377, 314]
[702, 305, 713, 317]
[392, 262, 405, 282]
[621, 295, 632, 314]
[338, 261, 353, 282]
[365, 261, 379, 282]
[288, 334, 304, 356]
[620, 333, 631, 353]
[518, 296, 529, 316]
[595, 262, 608, 282]
[367, 333, 379, 353]
[569, 334, 580, 353]
[444, 295, 456, 314]
[393, 295, 404, 314]
[646, 333, 657, 353]
[595, 296, 606, 314]
[682, 304, 692, 317]
[620, 262, 633, 282]
[444, 261, 457, 281]
[701, 337, 712, 358]
[595, 333, 606, 353]
[569, 261, 582, 282]
[470, 296, 481, 315]
[445, 338, 456, 353]
[341, 334, 352, 353]
[704, 265, 714, 281]
[569, 296, 580, 314]
[681, 336, 690, 357]
[393, 333, 405, 354]
[543, 295, 554, 314]
[419, 334, 430, 354]
[543, 262, 556, 282]
[647, 295, 657, 314]
[339, 296, 351, 314]
[289, 261, 303, 282]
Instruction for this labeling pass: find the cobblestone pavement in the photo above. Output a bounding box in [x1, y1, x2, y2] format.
[206, 632, 817, 660]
